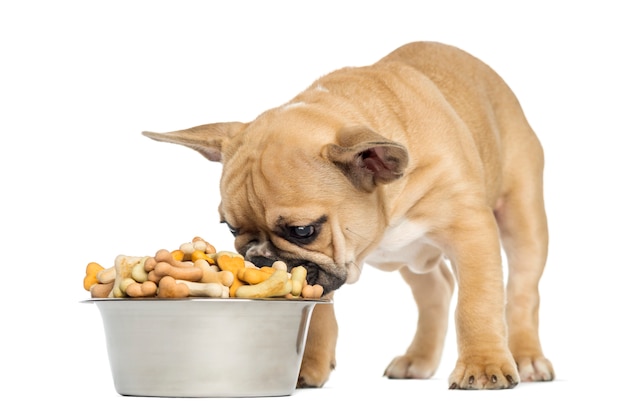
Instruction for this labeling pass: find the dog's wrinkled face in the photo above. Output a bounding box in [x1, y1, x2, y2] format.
[217, 122, 375, 294]
[219, 189, 354, 294]
[143, 108, 409, 294]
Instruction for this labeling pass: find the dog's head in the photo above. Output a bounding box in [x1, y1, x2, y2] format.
[144, 108, 408, 294]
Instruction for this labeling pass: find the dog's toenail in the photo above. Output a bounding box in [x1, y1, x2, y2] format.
[506, 375, 515, 385]
[468, 375, 475, 385]
[449, 382, 458, 390]
[491, 375, 497, 383]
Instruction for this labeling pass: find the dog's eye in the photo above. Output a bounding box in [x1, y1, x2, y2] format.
[289, 225, 315, 239]
[279, 216, 326, 245]
[222, 221, 239, 237]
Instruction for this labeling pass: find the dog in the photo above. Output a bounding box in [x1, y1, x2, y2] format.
[143, 41, 555, 389]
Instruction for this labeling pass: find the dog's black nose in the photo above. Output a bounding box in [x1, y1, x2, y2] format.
[249, 256, 276, 269]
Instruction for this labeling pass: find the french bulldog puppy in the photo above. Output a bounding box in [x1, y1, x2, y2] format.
[144, 41, 554, 389]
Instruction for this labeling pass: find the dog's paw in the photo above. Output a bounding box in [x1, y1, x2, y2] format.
[448, 354, 520, 390]
[297, 358, 336, 388]
[384, 354, 439, 379]
[516, 355, 554, 382]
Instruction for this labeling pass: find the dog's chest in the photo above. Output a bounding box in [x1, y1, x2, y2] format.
[365, 218, 442, 274]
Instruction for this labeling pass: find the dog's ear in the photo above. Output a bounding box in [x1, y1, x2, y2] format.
[142, 122, 247, 162]
[323, 126, 409, 192]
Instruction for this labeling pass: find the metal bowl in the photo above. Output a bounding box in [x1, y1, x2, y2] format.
[85, 298, 329, 397]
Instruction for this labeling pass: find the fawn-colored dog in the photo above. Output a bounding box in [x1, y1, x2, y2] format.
[144, 41, 554, 389]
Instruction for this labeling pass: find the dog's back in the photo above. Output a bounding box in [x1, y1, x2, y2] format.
[377, 41, 544, 206]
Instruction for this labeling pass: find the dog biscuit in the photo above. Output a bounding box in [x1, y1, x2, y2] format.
[83, 236, 325, 299]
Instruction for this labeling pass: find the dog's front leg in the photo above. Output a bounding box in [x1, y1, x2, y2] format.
[447, 209, 519, 390]
[297, 293, 338, 388]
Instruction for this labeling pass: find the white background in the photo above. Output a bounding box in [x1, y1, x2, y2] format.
[1, 1, 624, 411]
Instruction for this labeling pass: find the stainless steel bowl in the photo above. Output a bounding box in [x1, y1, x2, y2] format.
[85, 298, 329, 397]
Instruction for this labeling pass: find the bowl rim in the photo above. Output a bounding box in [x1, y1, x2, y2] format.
[81, 297, 332, 304]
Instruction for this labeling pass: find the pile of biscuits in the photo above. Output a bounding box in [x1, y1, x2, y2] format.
[83, 236, 324, 299]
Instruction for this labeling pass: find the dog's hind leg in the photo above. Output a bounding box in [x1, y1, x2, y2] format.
[384, 261, 455, 379]
[495, 134, 555, 382]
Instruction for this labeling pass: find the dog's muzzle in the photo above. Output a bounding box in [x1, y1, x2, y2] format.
[247, 255, 346, 295]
